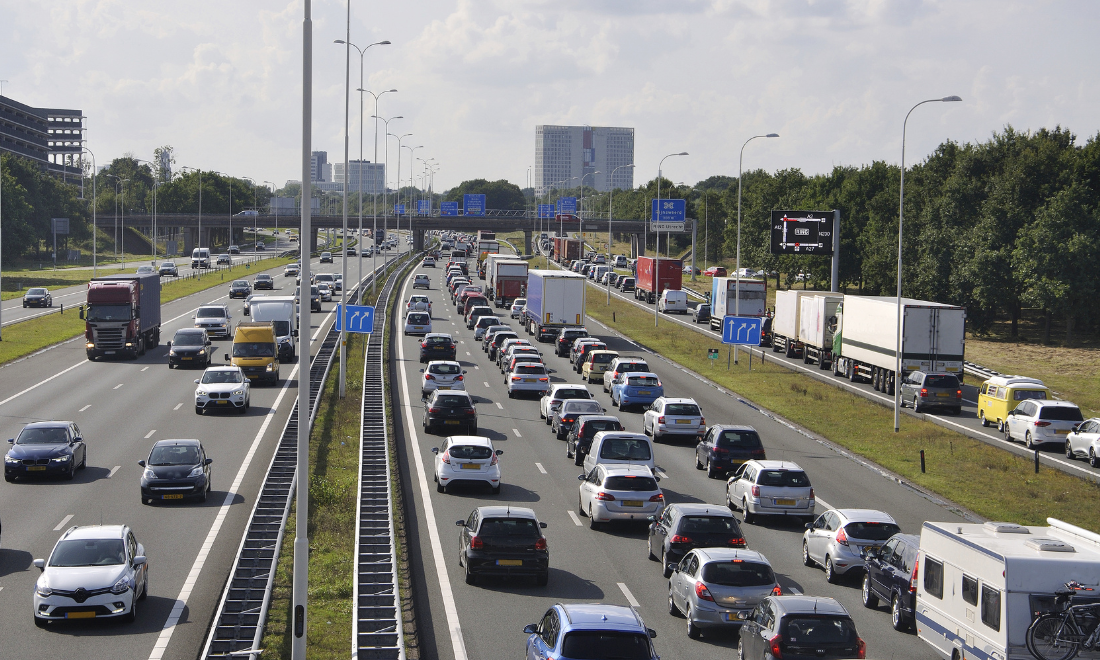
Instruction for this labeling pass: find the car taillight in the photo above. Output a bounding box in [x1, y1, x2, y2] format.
[595, 492, 615, 501]
[751, 485, 760, 497]
[809, 487, 815, 500]
[440, 451, 451, 464]
[920, 387, 928, 398]
[772, 584, 783, 596]
[752, 449, 767, 457]
[429, 407, 441, 413]
[956, 389, 962, 399]
[425, 374, 435, 380]
[465, 409, 477, 415]
[1035, 421, 1051, 427]
[670, 535, 693, 544]
[769, 635, 783, 659]
[712, 447, 729, 454]
[456, 375, 463, 381]
[729, 537, 746, 547]
[511, 376, 521, 381]
[695, 582, 715, 602]
[539, 377, 549, 382]
[835, 527, 849, 546]
[491, 453, 499, 466]
[699, 417, 705, 426]
[420, 341, 427, 348]
[910, 558, 919, 592]
[649, 493, 664, 502]
[469, 535, 483, 550]
[535, 538, 547, 551]
[657, 416, 666, 425]
[856, 637, 866, 659]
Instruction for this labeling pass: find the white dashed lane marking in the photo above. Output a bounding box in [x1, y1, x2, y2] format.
[173, 403, 183, 411]
[567, 511, 583, 526]
[535, 461, 545, 473]
[54, 514, 74, 531]
[514, 429, 524, 438]
[113, 383, 124, 390]
[108, 466, 121, 478]
[618, 583, 641, 607]
[79, 404, 91, 412]
[145, 430, 156, 439]
[495, 402, 504, 409]
[141, 366, 150, 372]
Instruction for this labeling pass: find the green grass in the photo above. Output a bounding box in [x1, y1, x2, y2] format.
[966, 339, 1100, 418]
[585, 283, 1100, 528]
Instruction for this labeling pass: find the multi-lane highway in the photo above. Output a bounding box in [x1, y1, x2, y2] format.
[391, 253, 967, 660]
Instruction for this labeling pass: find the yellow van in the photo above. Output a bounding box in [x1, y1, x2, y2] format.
[977, 375, 1049, 431]
[226, 322, 280, 385]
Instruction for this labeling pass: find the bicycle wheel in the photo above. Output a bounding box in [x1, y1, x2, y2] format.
[1027, 614, 1080, 660]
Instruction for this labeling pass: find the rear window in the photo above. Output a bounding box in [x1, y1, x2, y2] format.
[1040, 406, 1084, 422]
[560, 631, 652, 660]
[558, 389, 591, 400]
[564, 401, 603, 415]
[780, 616, 858, 645]
[627, 376, 660, 387]
[582, 420, 623, 435]
[515, 366, 545, 375]
[679, 516, 739, 535]
[429, 363, 461, 375]
[599, 438, 652, 462]
[592, 353, 615, 363]
[757, 470, 810, 488]
[701, 560, 775, 587]
[843, 522, 902, 541]
[197, 307, 226, 318]
[925, 375, 959, 388]
[716, 430, 763, 449]
[603, 475, 659, 491]
[408, 314, 430, 323]
[665, 404, 701, 416]
[434, 395, 471, 407]
[425, 336, 453, 346]
[1013, 389, 1048, 401]
[478, 517, 540, 537]
[448, 445, 493, 460]
[618, 362, 649, 372]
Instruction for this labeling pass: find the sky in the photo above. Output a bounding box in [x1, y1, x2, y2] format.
[3, 0, 1098, 193]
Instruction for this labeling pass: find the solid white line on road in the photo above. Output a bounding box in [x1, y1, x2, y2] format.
[79, 404, 91, 412]
[535, 461, 546, 473]
[618, 582, 641, 608]
[113, 383, 123, 390]
[0, 360, 86, 409]
[54, 514, 74, 531]
[108, 466, 122, 478]
[141, 366, 150, 372]
[514, 429, 524, 438]
[495, 402, 504, 409]
[144, 430, 156, 439]
[483, 381, 491, 388]
[173, 403, 183, 411]
[147, 362, 300, 660]
[567, 511, 583, 526]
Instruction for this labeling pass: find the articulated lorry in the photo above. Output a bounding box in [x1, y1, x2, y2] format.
[552, 237, 583, 264]
[523, 270, 587, 342]
[83, 273, 162, 360]
[707, 277, 767, 330]
[634, 256, 682, 304]
[798, 294, 842, 369]
[488, 258, 528, 307]
[772, 290, 822, 358]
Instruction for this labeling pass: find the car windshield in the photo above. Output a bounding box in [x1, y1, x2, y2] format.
[560, 631, 653, 659]
[600, 438, 651, 461]
[717, 430, 763, 449]
[257, 275, 271, 281]
[844, 521, 902, 541]
[173, 332, 205, 347]
[201, 370, 244, 384]
[781, 616, 858, 644]
[49, 539, 126, 567]
[1040, 406, 1084, 421]
[233, 281, 248, 287]
[757, 470, 810, 487]
[16, 427, 68, 444]
[478, 517, 541, 536]
[27, 288, 47, 295]
[680, 516, 739, 534]
[925, 375, 959, 388]
[448, 445, 493, 460]
[564, 401, 603, 415]
[233, 342, 275, 358]
[702, 561, 775, 587]
[429, 364, 462, 375]
[477, 318, 499, 327]
[665, 403, 701, 416]
[558, 389, 590, 400]
[86, 304, 131, 322]
[149, 445, 202, 466]
[270, 321, 291, 338]
[197, 307, 226, 318]
[604, 475, 659, 491]
[627, 376, 660, 387]
[434, 395, 471, 407]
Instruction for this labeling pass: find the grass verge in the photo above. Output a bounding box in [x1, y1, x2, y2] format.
[585, 283, 1100, 528]
[966, 339, 1100, 418]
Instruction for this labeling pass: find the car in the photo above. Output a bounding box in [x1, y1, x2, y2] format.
[496, 338, 533, 367]
[602, 356, 651, 393]
[255, 243, 265, 251]
[457, 505, 548, 586]
[552, 400, 606, 440]
[803, 509, 900, 583]
[320, 251, 333, 263]
[229, 280, 251, 299]
[346, 246, 356, 255]
[682, 265, 701, 275]
[569, 337, 602, 364]
[690, 423, 762, 482]
[4, 421, 87, 481]
[643, 397, 705, 443]
[404, 311, 432, 336]
[22, 287, 53, 308]
[506, 363, 551, 398]
[524, 603, 659, 660]
[138, 439, 214, 503]
[555, 327, 589, 357]
[413, 274, 431, 289]
[473, 316, 505, 340]
[295, 286, 322, 312]
[758, 316, 773, 346]
[571, 340, 608, 372]
[136, 264, 156, 275]
[860, 532, 921, 631]
[500, 344, 539, 372]
[592, 254, 607, 265]
[253, 273, 274, 290]
[422, 256, 436, 267]
[566, 415, 624, 466]
[466, 305, 495, 329]
[505, 352, 543, 375]
[510, 298, 526, 319]
[669, 547, 780, 638]
[332, 273, 343, 291]
[726, 460, 815, 525]
[899, 371, 962, 414]
[610, 372, 664, 411]
[739, 596, 865, 660]
[658, 290, 689, 314]
[581, 349, 620, 383]
[583, 431, 655, 475]
[613, 255, 629, 267]
[316, 282, 333, 302]
[406, 295, 432, 313]
[649, 503, 747, 577]
[540, 384, 593, 421]
[167, 328, 213, 368]
[419, 333, 457, 363]
[193, 304, 232, 338]
[216, 253, 232, 266]
[692, 303, 711, 324]
[228, 245, 241, 255]
[1066, 417, 1100, 466]
[433, 436, 502, 494]
[284, 264, 300, 277]
[1004, 399, 1084, 448]
[703, 266, 727, 277]
[237, 209, 259, 216]
[194, 366, 251, 414]
[158, 261, 179, 276]
[486, 330, 519, 360]
[32, 524, 148, 626]
[578, 464, 664, 529]
[423, 390, 478, 435]
[619, 277, 636, 292]
[421, 360, 466, 399]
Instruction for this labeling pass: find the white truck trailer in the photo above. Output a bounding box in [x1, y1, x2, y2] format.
[798, 294, 842, 369]
[771, 290, 822, 358]
[523, 270, 587, 342]
[249, 296, 299, 360]
[708, 277, 767, 331]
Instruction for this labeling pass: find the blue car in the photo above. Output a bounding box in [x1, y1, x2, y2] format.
[4, 421, 87, 481]
[524, 603, 658, 660]
[609, 372, 663, 411]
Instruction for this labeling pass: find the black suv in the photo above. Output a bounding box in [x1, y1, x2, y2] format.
[167, 328, 213, 369]
[696, 425, 767, 479]
[899, 371, 962, 415]
[419, 333, 457, 363]
[423, 390, 477, 435]
[555, 327, 588, 357]
[254, 274, 274, 290]
[861, 533, 919, 631]
[647, 503, 746, 577]
[566, 415, 624, 466]
[740, 596, 865, 660]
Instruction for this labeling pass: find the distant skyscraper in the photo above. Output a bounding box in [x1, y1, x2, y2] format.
[0, 94, 84, 179]
[310, 151, 328, 182]
[332, 160, 385, 194]
[534, 125, 634, 196]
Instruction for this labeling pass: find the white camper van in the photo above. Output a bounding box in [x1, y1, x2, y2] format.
[916, 518, 1100, 660]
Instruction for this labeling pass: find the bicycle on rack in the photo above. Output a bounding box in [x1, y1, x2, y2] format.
[1027, 581, 1100, 660]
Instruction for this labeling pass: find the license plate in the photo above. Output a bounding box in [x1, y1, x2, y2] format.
[182, 357, 192, 361]
[774, 498, 796, 506]
[163, 494, 185, 500]
[445, 420, 461, 425]
[638, 390, 651, 395]
[217, 400, 228, 405]
[496, 559, 523, 566]
[413, 327, 423, 330]
[66, 611, 96, 619]
[439, 386, 451, 390]
[935, 392, 950, 397]
[524, 378, 535, 383]
[1056, 430, 1071, 435]
[461, 464, 480, 470]
[676, 419, 692, 424]
[730, 459, 747, 465]
[623, 500, 643, 507]
[723, 611, 748, 622]
[28, 466, 47, 471]
[105, 350, 116, 355]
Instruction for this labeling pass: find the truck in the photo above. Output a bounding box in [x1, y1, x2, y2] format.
[489, 258, 528, 307]
[708, 277, 768, 330]
[634, 256, 682, 304]
[523, 270, 587, 342]
[226, 321, 280, 385]
[552, 237, 582, 264]
[798, 294, 842, 369]
[477, 240, 500, 268]
[832, 295, 966, 394]
[772, 290, 822, 358]
[82, 273, 162, 360]
[249, 296, 299, 362]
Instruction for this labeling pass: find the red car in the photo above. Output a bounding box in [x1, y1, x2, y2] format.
[703, 266, 727, 277]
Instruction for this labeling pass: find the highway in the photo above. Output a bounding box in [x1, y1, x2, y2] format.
[0, 245, 398, 660]
[391, 255, 966, 660]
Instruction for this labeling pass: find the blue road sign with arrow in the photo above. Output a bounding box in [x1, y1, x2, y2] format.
[440, 201, 459, 216]
[722, 315, 762, 345]
[556, 197, 577, 215]
[335, 304, 376, 334]
[418, 200, 430, 215]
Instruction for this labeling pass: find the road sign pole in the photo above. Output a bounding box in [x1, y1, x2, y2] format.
[831, 209, 840, 293]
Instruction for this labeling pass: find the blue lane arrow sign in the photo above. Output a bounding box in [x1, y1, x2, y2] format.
[335, 304, 376, 334]
[721, 315, 762, 346]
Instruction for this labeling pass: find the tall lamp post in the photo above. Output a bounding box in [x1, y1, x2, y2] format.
[389, 132, 412, 254]
[404, 144, 423, 252]
[106, 175, 130, 268]
[264, 181, 277, 239]
[181, 167, 204, 254]
[362, 91, 397, 293]
[134, 159, 160, 261]
[82, 146, 98, 278]
[579, 171, 599, 250]
[894, 95, 961, 431]
[735, 133, 778, 362]
[607, 163, 635, 304]
[211, 172, 232, 251]
[654, 152, 688, 327]
[371, 115, 401, 273]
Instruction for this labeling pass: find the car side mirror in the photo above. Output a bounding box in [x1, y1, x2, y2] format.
[463, 370, 468, 374]
[8, 438, 14, 444]
[132, 556, 147, 567]
[455, 520, 465, 527]
[192, 316, 196, 319]
[523, 624, 538, 634]
[205, 458, 213, 465]
[225, 353, 231, 362]
[431, 447, 440, 454]
[647, 515, 657, 522]
[79, 307, 85, 319]
[648, 628, 658, 639]
[419, 369, 425, 373]
[805, 522, 813, 529]
[577, 474, 586, 481]
[666, 563, 678, 575]
[166, 341, 172, 348]
[194, 379, 201, 384]
[207, 340, 212, 346]
[34, 559, 45, 570]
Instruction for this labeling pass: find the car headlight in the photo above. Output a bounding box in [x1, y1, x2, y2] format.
[233, 389, 245, 395]
[188, 466, 205, 478]
[169, 350, 177, 356]
[51, 455, 71, 463]
[143, 469, 156, 480]
[266, 362, 277, 371]
[196, 390, 207, 397]
[36, 582, 52, 597]
[111, 576, 131, 595]
[5, 455, 19, 464]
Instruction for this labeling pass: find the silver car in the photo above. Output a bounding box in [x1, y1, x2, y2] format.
[420, 360, 466, 399]
[725, 460, 815, 525]
[193, 304, 232, 338]
[668, 548, 781, 637]
[473, 316, 504, 340]
[510, 298, 526, 319]
[802, 508, 900, 583]
[506, 363, 550, 398]
[1065, 417, 1100, 466]
[578, 464, 664, 529]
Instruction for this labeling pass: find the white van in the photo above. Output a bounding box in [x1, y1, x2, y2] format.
[249, 296, 298, 360]
[583, 431, 656, 475]
[657, 289, 688, 314]
[191, 248, 211, 269]
[917, 518, 1100, 660]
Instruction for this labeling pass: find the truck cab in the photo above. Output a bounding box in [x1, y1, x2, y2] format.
[227, 322, 280, 385]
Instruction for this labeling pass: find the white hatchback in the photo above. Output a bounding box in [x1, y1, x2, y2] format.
[421, 361, 466, 399]
[578, 464, 664, 529]
[432, 436, 502, 494]
[404, 311, 432, 336]
[643, 397, 705, 442]
[540, 384, 593, 422]
[510, 298, 526, 319]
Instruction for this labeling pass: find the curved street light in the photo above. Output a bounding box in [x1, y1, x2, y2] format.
[654, 152, 688, 327]
[607, 163, 635, 304]
[734, 133, 778, 361]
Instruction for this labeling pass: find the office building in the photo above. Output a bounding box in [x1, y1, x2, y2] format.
[0, 94, 84, 179]
[310, 151, 330, 182]
[534, 125, 634, 196]
[332, 160, 385, 194]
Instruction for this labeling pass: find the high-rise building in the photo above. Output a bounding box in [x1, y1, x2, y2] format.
[310, 151, 329, 182]
[332, 160, 385, 194]
[0, 94, 84, 179]
[534, 125, 634, 196]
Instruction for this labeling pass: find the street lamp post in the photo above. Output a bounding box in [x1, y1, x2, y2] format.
[735, 133, 779, 362]
[82, 146, 97, 277]
[579, 171, 599, 252]
[264, 181, 277, 239]
[372, 115, 401, 276]
[894, 95, 961, 431]
[607, 163, 635, 304]
[212, 172, 231, 251]
[181, 167, 203, 255]
[404, 145, 423, 253]
[134, 159, 159, 261]
[389, 132, 412, 250]
[654, 153, 688, 327]
[363, 94, 397, 295]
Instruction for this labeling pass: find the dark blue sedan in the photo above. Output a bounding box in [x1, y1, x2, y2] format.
[4, 421, 87, 481]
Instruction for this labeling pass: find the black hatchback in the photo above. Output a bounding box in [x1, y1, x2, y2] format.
[567, 415, 624, 466]
[138, 439, 213, 504]
[419, 333, 457, 363]
[423, 391, 478, 435]
[648, 503, 746, 577]
[860, 533, 920, 631]
[555, 327, 588, 357]
[456, 506, 549, 586]
[696, 425, 767, 479]
[740, 596, 865, 660]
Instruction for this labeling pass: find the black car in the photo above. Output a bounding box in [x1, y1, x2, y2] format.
[696, 424, 767, 479]
[256, 242, 266, 251]
[138, 439, 213, 504]
[487, 332, 519, 361]
[566, 415, 624, 466]
[456, 506, 549, 586]
[228, 245, 241, 255]
[740, 596, 865, 660]
[423, 390, 477, 435]
[572, 342, 607, 372]
[648, 503, 746, 577]
[692, 303, 711, 324]
[420, 333, 457, 363]
[22, 287, 53, 308]
[555, 327, 588, 357]
[552, 400, 605, 440]
[759, 316, 773, 347]
[4, 421, 87, 481]
[167, 328, 213, 368]
[229, 280, 251, 299]
[861, 533, 920, 631]
[254, 274, 275, 290]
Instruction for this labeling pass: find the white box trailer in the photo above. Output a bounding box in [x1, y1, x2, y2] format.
[917, 518, 1100, 660]
[832, 296, 966, 394]
[708, 277, 767, 331]
[249, 296, 299, 359]
[771, 290, 823, 358]
[798, 294, 842, 370]
[523, 270, 587, 342]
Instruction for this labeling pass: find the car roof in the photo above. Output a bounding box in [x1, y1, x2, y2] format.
[445, 435, 493, 447]
[657, 397, 698, 405]
[769, 595, 849, 617]
[696, 547, 768, 563]
[551, 384, 589, 393]
[984, 375, 1046, 388]
[670, 503, 735, 518]
[623, 372, 660, 379]
[833, 509, 897, 524]
[710, 424, 758, 433]
[432, 390, 472, 399]
[175, 328, 205, 335]
[205, 365, 243, 373]
[1034, 400, 1080, 408]
[152, 438, 202, 448]
[426, 360, 461, 367]
[424, 333, 453, 340]
[593, 431, 648, 442]
[22, 420, 72, 429]
[599, 464, 658, 478]
[748, 460, 804, 471]
[576, 415, 620, 423]
[473, 505, 538, 521]
[63, 524, 127, 541]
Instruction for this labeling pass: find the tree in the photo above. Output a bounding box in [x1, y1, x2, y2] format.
[443, 179, 526, 210]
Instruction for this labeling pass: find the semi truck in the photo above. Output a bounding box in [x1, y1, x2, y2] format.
[249, 296, 299, 361]
[708, 277, 768, 330]
[798, 294, 842, 369]
[772, 290, 822, 358]
[488, 258, 529, 307]
[552, 237, 582, 264]
[832, 295, 967, 394]
[634, 256, 682, 304]
[523, 270, 587, 342]
[82, 273, 162, 360]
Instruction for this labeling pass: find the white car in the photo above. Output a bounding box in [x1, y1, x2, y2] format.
[431, 435, 501, 494]
[578, 464, 664, 529]
[540, 384, 593, 422]
[406, 295, 432, 314]
[500, 345, 541, 373]
[195, 366, 251, 414]
[643, 397, 705, 442]
[657, 290, 689, 314]
[413, 274, 431, 289]
[506, 363, 550, 398]
[582, 431, 655, 475]
[332, 273, 343, 291]
[33, 524, 148, 626]
[1066, 417, 1100, 466]
[421, 360, 466, 399]
[422, 256, 436, 267]
[404, 311, 432, 336]
[510, 298, 526, 319]
[193, 304, 232, 338]
[1005, 399, 1084, 448]
[725, 460, 816, 525]
[802, 509, 900, 582]
[482, 326, 515, 352]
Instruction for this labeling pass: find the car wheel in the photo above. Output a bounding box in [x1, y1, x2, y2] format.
[997, 418, 1005, 433]
[668, 588, 682, 617]
[686, 611, 701, 639]
[566, 443, 573, 458]
[738, 639, 747, 660]
[139, 573, 149, 601]
[535, 572, 549, 587]
[980, 410, 988, 427]
[463, 556, 476, 585]
[436, 481, 445, 493]
[862, 573, 879, 607]
[892, 594, 909, 631]
[168, 362, 174, 369]
[80, 448, 87, 469]
[725, 488, 736, 510]
[65, 462, 75, 480]
[803, 542, 814, 567]
[706, 459, 720, 480]
[574, 452, 584, 467]
[1092, 449, 1100, 469]
[124, 595, 138, 623]
[578, 495, 586, 517]
[589, 506, 601, 530]
[742, 499, 754, 524]
[825, 555, 839, 583]
[1067, 442, 1075, 459]
[1025, 431, 1035, 449]
[196, 406, 204, 415]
